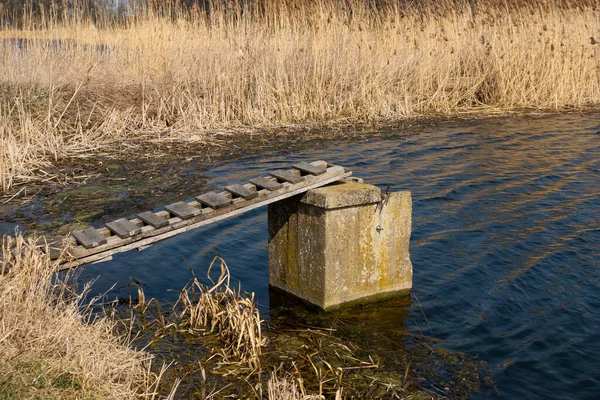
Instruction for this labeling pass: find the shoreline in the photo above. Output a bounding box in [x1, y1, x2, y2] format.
[2, 107, 597, 197]
[2, 109, 598, 238]
[2, 0, 599, 191]
[0, 111, 543, 201]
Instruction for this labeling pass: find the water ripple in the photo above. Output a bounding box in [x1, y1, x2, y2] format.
[82, 113, 600, 399]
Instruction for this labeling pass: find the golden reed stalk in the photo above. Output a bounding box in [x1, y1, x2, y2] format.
[1, 0, 599, 190]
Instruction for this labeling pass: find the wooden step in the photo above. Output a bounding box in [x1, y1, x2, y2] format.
[249, 177, 283, 191]
[72, 227, 107, 249]
[270, 169, 304, 184]
[196, 192, 232, 209]
[36, 236, 72, 259]
[106, 218, 142, 239]
[225, 184, 258, 200]
[293, 161, 327, 176]
[165, 202, 201, 219]
[137, 211, 169, 228]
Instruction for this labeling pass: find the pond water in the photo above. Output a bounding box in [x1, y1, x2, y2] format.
[63, 114, 600, 398]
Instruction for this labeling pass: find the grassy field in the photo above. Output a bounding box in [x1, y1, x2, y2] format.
[0, 0, 599, 191]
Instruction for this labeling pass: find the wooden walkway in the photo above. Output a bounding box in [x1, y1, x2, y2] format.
[34, 160, 351, 269]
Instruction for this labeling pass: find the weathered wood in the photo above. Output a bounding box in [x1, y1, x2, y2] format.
[72, 227, 107, 249]
[106, 218, 142, 239]
[270, 169, 304, 184]
[36, 236, 71, 259]
[225, 184, 258, 200]
[196, 192, 232, 209]
[137, 211, 169, 228]
[61, 164, 351, 269]
[165, 202, 201, 219]
[91, 255, 113, 264]
[249, 177, 283, 191]
[293, 161, 327, 176]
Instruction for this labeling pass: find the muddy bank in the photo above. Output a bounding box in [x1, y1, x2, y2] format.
[0, 118, 447, 236]
[3, 110, 594, 236]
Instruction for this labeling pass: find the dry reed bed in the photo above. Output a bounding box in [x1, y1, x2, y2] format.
[0, 240, 451, 398]
[0, 235, 166, 399]
[119, 254, 326, 398]
[135, 254, 416, 398]
[1, 0, 599, 191]
[0, 236, 305, 398]
[177, 255, 265, 369]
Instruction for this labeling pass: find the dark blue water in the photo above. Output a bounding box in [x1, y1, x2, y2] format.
[80, 114, 600, 399]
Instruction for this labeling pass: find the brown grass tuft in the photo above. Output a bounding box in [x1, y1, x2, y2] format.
[177, 255, 265, 369]
[0, 234, 167, 399]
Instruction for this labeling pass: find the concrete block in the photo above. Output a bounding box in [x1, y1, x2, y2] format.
[268, 182, 412, 310]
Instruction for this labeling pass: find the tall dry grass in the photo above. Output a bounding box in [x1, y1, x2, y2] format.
[177, 255, 265, 369]
[0, 234, 167, 399]
[1, 0, 599, 191]
[0, 236, 311, 398]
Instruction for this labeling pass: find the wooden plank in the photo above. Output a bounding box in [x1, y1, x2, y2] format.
[36, 236, 72, 259]
[91, 255, 113, 264]
[137, 211, 169, 228]
[72, 227, 107, 249]
[249, 177, 283, 191]
[61, 165, 351, 268]
[196, 192, 232, 209]
[293, 161, 327, 176]
[165, 201, 201, 219]
[270, 169, 304, 184]
[225, 184, 258, 200]
[106, 218, 142, 239]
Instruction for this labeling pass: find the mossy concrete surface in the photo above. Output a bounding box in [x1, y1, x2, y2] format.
[268, 182, 412, 310]
[301, 181, 382, 209]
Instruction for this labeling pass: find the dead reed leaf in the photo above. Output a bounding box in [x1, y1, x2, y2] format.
[0, 234, 169, 399]
[178, 254, 266, 369]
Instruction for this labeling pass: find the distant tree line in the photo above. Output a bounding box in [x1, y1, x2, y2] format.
[1, 0, 593, 26]
[0, 0, 414, 22]
[0, 0, 111, 25]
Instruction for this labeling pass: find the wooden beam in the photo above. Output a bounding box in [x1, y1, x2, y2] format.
[60, 166, 351, 269]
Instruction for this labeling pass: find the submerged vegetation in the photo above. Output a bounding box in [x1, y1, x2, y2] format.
[1, 0, 599, 191]
[112, 254, 491, 399]
[0, 237, 490, 398]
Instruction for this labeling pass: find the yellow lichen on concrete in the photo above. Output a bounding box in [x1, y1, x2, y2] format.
[301, 182, 382, 209]
[268, 182, 412, 311]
